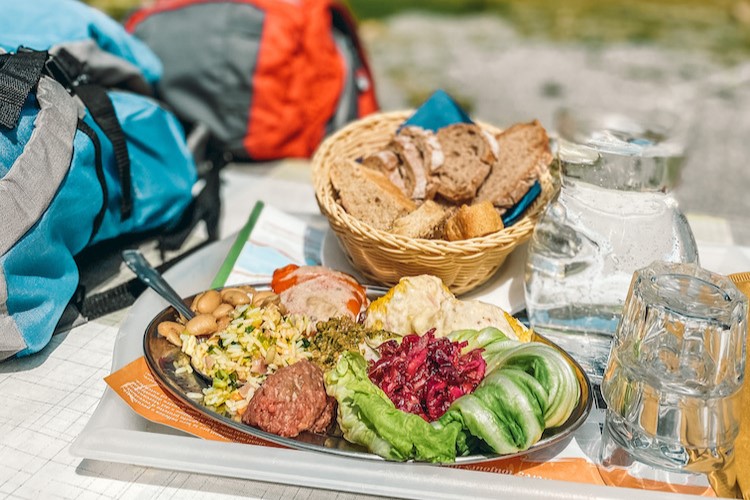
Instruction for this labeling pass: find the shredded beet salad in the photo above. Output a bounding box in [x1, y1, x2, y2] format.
[367, 329, 486, 421]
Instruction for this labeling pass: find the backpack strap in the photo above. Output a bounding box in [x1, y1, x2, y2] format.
[50, 40, 154, 96]
[70, 237, 213, 322]
[76, 118, 109, 240]
[74, 83, 132, 221]
[45, 47, 134, 221]
[0, 48, 47, 129]
[328, 3, 378, 118]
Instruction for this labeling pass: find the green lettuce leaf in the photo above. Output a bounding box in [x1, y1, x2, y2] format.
[325, 351, 461, 462]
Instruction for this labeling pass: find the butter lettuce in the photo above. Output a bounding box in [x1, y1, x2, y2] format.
[324, 351, 462, 462]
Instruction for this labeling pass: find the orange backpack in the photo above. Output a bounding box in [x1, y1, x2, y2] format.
[126, 0, 378, 161]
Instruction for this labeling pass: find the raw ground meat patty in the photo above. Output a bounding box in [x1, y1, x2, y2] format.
[309, 395, 336, 433]
[241, 359, 335, 437]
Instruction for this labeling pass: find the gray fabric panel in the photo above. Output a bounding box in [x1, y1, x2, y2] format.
[133, 3, 265, 151]
[51, 40, 153, 95]
[0, 77, 78, 256]
[327, 28, 356, 134]
[0, 350, 18, 361]
[0, 262, 26, 359]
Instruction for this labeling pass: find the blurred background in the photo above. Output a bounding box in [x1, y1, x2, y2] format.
[88, 0, 750, 244]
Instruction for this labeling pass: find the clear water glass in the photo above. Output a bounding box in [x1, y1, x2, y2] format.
[598, 261, 747, 487]
[525, 107, 699, 381]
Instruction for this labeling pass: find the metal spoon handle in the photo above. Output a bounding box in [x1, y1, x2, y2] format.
[121, 249, 195, 320]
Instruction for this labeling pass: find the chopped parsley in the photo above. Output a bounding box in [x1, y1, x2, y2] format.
[311, 317, 392, 371]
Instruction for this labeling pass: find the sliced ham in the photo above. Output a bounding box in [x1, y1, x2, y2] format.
[272, 265, 367, 320]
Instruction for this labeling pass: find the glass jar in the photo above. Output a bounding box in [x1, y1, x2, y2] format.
[524, 108, 699, 382]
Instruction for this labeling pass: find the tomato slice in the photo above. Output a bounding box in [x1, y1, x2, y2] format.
[339, 276, 366, 307]
[271, 264, 300, 293]
[322, 272, 366, 315]
[346, 297, 363, 318]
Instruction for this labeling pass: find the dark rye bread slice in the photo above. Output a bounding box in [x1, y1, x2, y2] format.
[433, 123, 495, 204]
[331, 159, 416, 231]
[475, 120, 553, 213]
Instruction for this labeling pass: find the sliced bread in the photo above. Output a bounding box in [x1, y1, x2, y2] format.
[398, 126, 445, 173]
[361, 150, 407, 193]
[475, 120, 552, 212]
[391, 200, 448, 239]
[443, 201, 504, 241]
[434, 123, 494, 203]
[331, 159, 416, 231]
[389, 134, 436, 201]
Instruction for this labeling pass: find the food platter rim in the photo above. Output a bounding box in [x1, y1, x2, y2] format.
[142, 282, 593, 466]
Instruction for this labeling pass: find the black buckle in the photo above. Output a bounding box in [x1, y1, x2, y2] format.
[44, 48, 88, 92]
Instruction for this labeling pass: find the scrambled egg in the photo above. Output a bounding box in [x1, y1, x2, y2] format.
[364, 275, 531, 342]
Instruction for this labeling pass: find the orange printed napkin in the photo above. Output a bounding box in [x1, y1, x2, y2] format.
[105, 357, 283, 448]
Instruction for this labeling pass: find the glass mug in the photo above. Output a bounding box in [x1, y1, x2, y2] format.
[524, 107, 699, 381]
[598, 261, 747, 490]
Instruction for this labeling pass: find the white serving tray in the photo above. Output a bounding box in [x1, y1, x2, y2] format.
[70, 232, 713, 500]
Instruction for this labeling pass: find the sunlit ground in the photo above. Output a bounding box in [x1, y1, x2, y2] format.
[89, 0, 750, 62]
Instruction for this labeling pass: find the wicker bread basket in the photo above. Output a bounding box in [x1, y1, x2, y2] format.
[312, 110, 554, 295]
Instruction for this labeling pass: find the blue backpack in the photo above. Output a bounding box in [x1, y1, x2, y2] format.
[0, 0, 198, 359]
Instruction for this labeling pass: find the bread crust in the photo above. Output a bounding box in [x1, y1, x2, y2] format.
[361, 150, 408, 194]
[399, 126, 445, 173]
[389, 134, 436, 200]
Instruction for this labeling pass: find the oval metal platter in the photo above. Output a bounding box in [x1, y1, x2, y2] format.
[143, 284, 593, 465]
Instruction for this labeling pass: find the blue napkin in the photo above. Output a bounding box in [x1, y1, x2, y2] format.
[401, 89, 472, 131]
[402, 90, 541, 227]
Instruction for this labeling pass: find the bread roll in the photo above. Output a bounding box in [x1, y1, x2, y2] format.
[443, 201, 504, 241]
